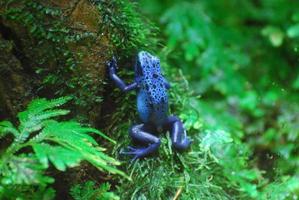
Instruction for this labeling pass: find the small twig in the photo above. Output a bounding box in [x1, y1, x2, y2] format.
[173, 187, 183, 200]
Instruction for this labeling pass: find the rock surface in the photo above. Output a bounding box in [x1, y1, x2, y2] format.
[0, 0, 111, 123]
[0, 32, 34, 120]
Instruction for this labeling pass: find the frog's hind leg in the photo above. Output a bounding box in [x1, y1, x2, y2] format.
[164, 116, 191, 150]
[121, 124, 161, 161]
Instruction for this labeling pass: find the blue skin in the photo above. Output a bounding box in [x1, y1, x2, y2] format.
[107, 51, 191, 161]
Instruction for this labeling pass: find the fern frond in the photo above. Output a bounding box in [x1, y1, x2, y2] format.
[1, 154, 54, 185]
[39, 121, 127, 177]
[82, 127, 116, 144]
[0, 96, 127, 193]
[0, 184, 55, 200]
[15, 97, 71, 142]
[25, 96, 72, 114]
[18, 109, 70, 132]
[41, 121, 100, 145]
[0, 121, 19, 138]
[33, 143, 83, 171]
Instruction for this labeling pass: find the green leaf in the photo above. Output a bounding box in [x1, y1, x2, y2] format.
[80, 127, 116, 144]
[70, 181, 120, 200]
[200, 129, 233, 162]
[33, 143, 83, 171]
[201, 130, 233, 151]
[25, 97, 72, 114]
[0, 121, 19, 138]
[15, 97, 71, 142]
[0, 185, 55, 200]
[179, 109, 202, 131]
[292, 75, 299, 89]
[39, 120, 127, 178]
[262, 26, 284, 47]
[1, 155, 54, 185]
[0, 96, 127, 195]
[287, 24, 299, 38]
[292, 13, 299, 22]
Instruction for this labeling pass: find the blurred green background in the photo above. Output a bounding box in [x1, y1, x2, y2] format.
[137, 0, 299, 199]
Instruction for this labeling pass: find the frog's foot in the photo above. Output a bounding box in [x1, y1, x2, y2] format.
[122, 124, 161, 161]
[164, 116, 191, 151]
[173, 135, 191, 150]
[121, 146, 152, 161]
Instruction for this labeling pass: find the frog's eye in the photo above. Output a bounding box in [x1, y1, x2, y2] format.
[153, 73, 158, 79]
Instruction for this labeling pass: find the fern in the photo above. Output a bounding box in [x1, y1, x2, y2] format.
[70, 181, 120, 200]
[0, 121, 19, 138]
[16, 97, 71, 142]
[0, 184, 55, 200]
[1, 154, 54, 185]
[0, 97, 127, 199]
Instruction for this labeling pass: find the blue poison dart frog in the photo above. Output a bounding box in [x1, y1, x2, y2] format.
[107, 51, 191, 161]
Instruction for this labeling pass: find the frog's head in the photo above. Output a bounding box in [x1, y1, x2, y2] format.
[134, 51, 162, 82]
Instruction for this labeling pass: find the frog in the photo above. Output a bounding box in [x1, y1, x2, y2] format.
[107, 51, 191, 161]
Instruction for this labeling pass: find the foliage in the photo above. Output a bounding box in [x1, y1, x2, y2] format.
[0, 184, 56, 200]
[70, 181, 120, 200]
[0, 97, 126, 199]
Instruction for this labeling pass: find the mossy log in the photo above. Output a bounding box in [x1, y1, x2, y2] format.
[0, 0, 115, 124]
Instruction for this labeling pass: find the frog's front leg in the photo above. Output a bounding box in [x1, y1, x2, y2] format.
[121, 124, 161, 161]
[164, 116, 191, 150]
[107, 57, 138, 92]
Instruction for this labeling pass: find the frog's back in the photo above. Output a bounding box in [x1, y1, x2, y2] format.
[135, 51, 168, 126]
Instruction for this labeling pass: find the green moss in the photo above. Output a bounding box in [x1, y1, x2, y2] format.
[90, 0, 157, 57]
[1, 1, 95, 111]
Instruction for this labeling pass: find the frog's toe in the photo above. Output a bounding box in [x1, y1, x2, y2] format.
[121, 147, 148, 162]
[173, 138, 192, 150]
[131, 154, 142, 162]
[127, 146, 138, 151]
[120, 146, 147, 158]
